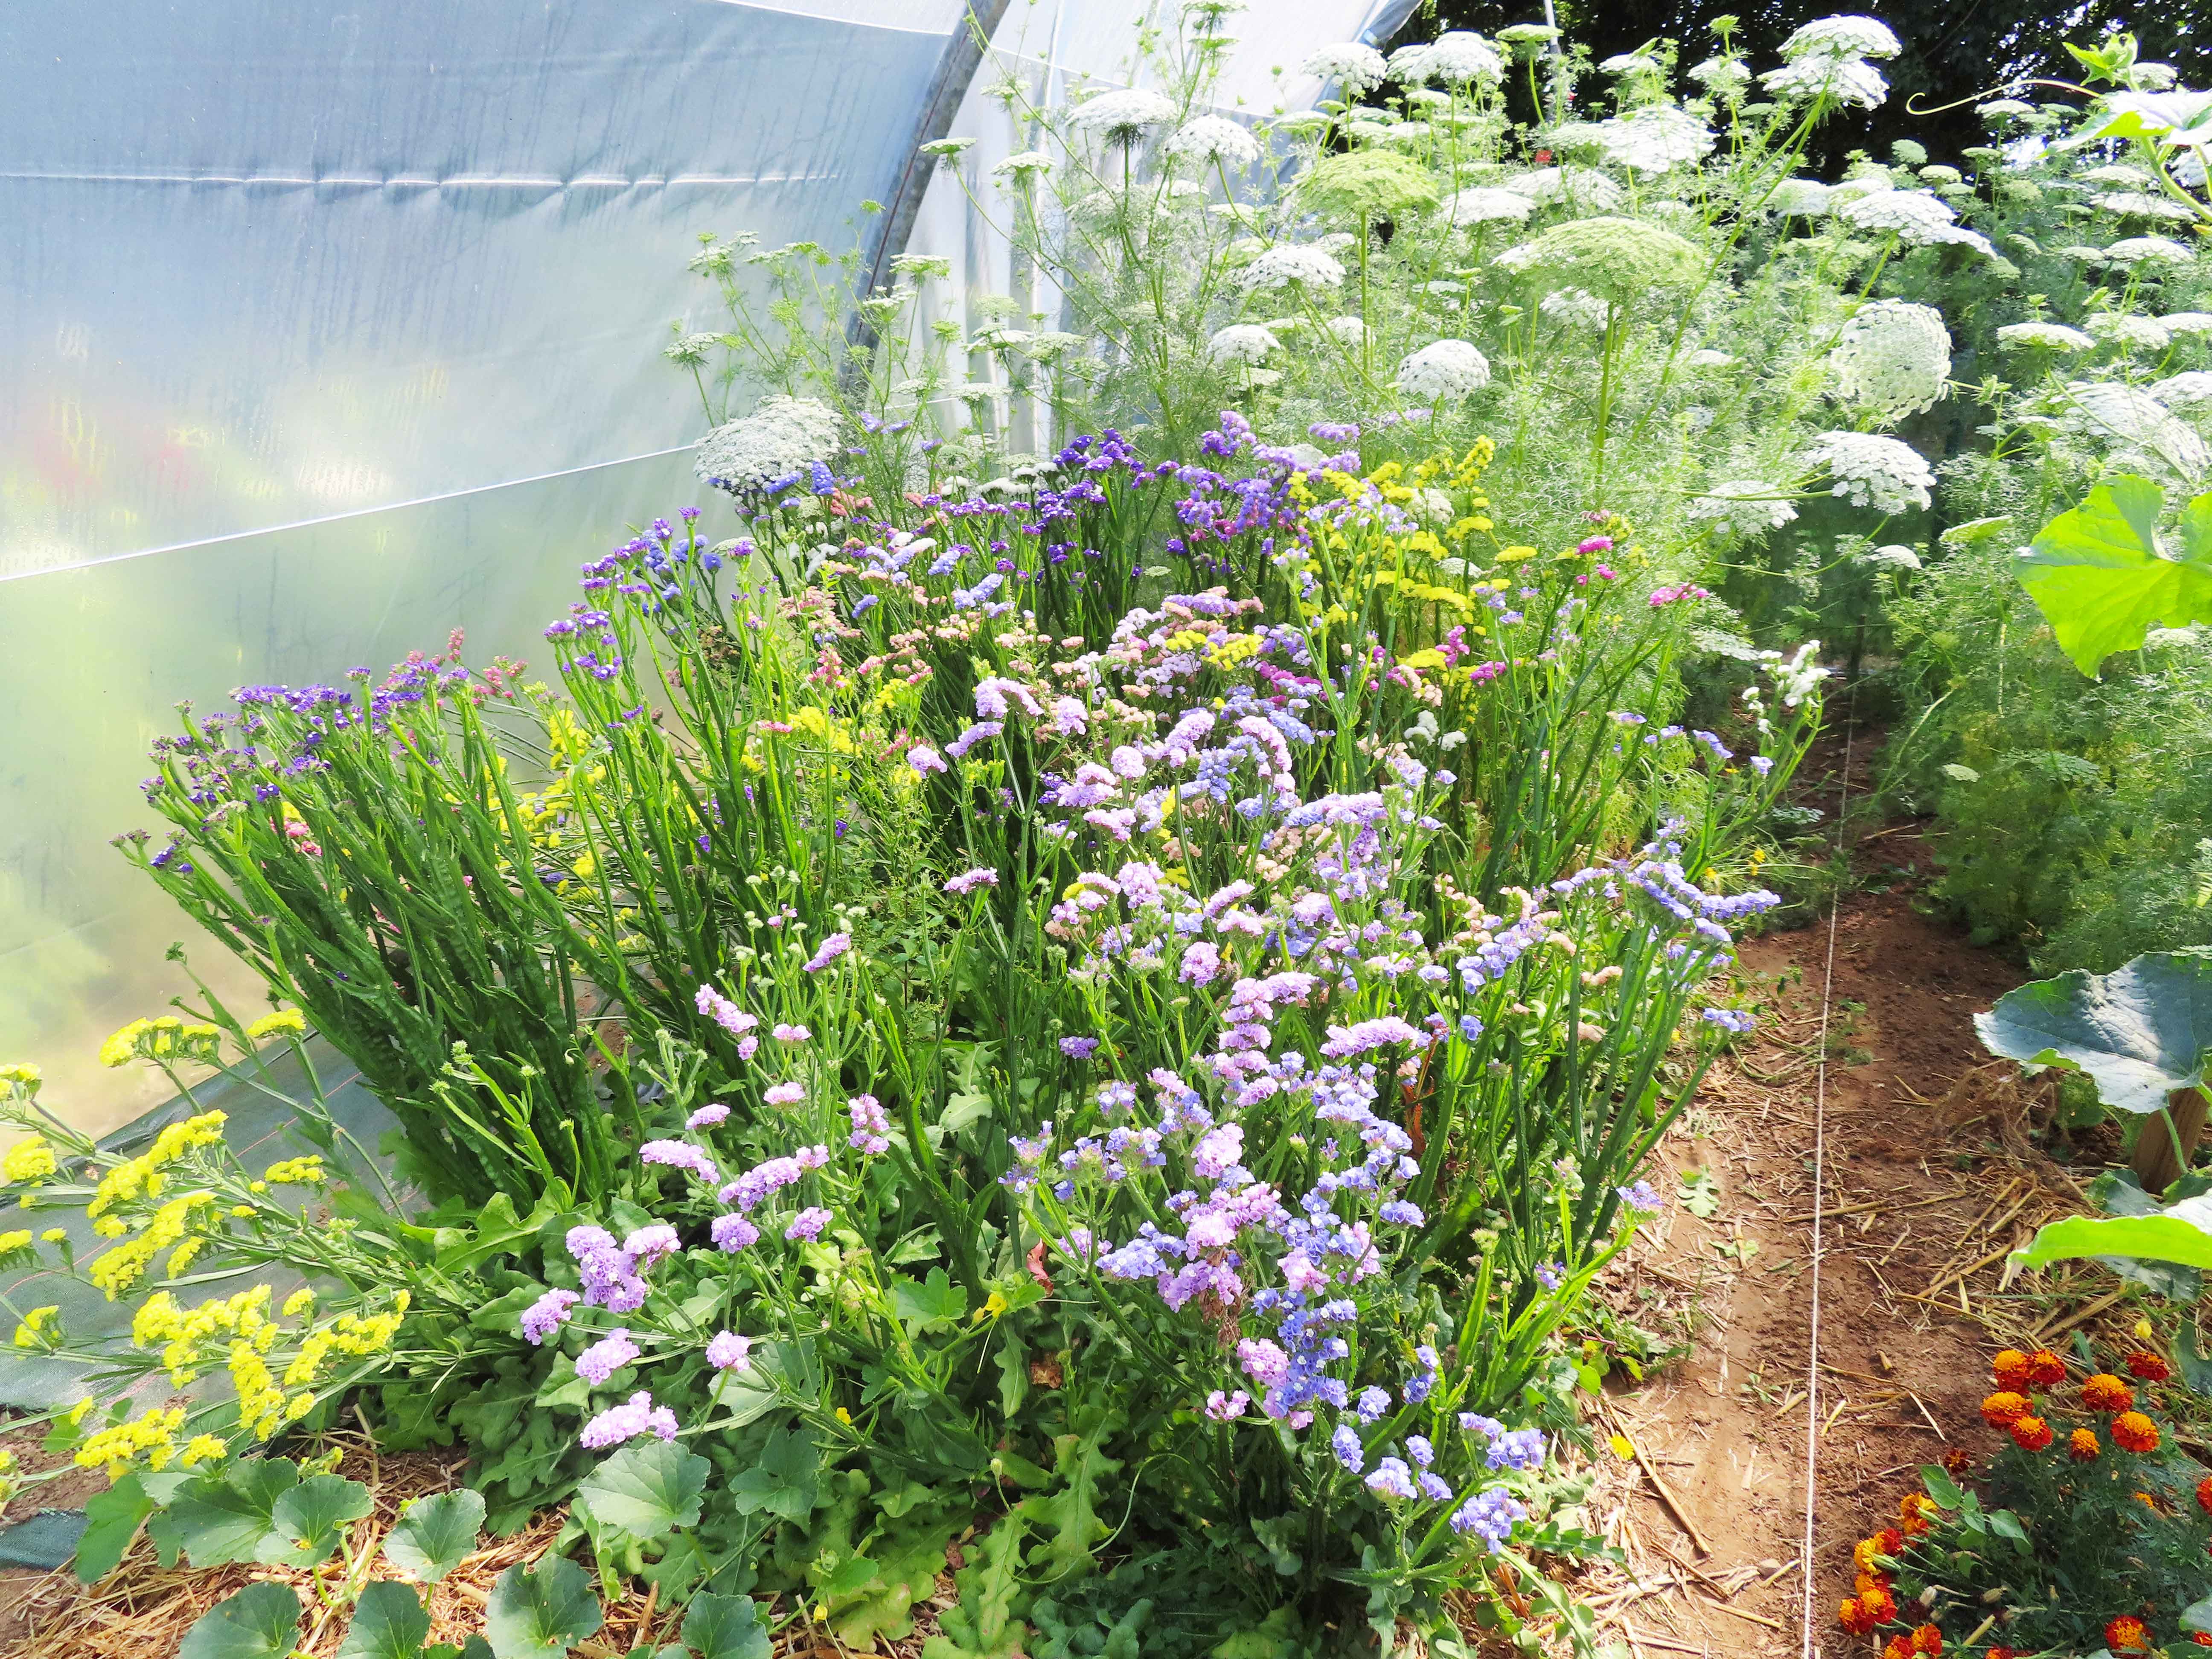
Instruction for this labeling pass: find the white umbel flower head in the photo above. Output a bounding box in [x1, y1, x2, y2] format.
[1837, 188, 1959, 243]
[1209, 323, 1282, 364]
[1801, 431, 1936, 515]
[1594, 105, 1717, 172]
[2150, 371, 2212, 410]
[2064, 381, 2210, 481]
[695, 395, 844, 497]
[1502, 166, 1625, 210]
[1239, 244, 1348, 292]
[1301, 42, 1388, 94]
[990, 150, 1054, 183]
[1389, 32, 1505, 85]
[1689, 481, 1800, 537]
[1688, 56, 1752, 97]
[1996, 321, 2096, 351]
[1396, 339, 1492, 402]
[1540, 288, 1612, 331]
[1830, 300, 1951, 422]
[2104, 236, 2196, 266]
[2094, 191, 2198, 221]
[1324, 315, 1369, 346]
[1778, 16, 1902, 63]
[1165, 115, 1262, 169]
[1769, 178, 1835, 215]
[1438, 186, 1534, 227]
[1070, 87, 1180, 142]
[2161, 312, 2212, 335]
[2087, 312, 2174, 351]
[1761, 57, 1888, 109]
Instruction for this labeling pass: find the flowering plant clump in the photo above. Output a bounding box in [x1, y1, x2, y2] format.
[1842, 1346, 2212, 1656]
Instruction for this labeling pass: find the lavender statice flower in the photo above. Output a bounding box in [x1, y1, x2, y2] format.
[520, 1288, 579, 1345]
[711, 1213, 760, 1252]
[1486, 1426, 1546, 1471]
[695, 984, 759, 1038]
[1618, 1180, 1663, 1212]
[785, 1207, 832, 1242]
[847, 1093, 891, 1155]
[1365, 1457, 1417, 1500]
[1535, 1261, 1563, 1290]
[640, 1140, 721, 1183]
[1331, 1423, 1365, 1473]
[1355, 1385, 1391, 1424]
[567, 1225, 648, 1313]
[765, 1081, 805, 1106]
[803, 932, 851, 973]
[908, 745, 948, 777]
[1059, 1036, 1100, 1059]
[719, 1148, 829, 1211]
[944, 867, 999, 895]
[1205, 1389, 1250, 1422]
[624, 1225, 680, 1267]
[705, 1330, 752, 1371]
[579, 1390, 679, 1449]
[686, 1104, 731, 1129]
[576, 1327, 641, 1385]
[772, 1022, 812, 1042]
[1702, 1007, 1756, 1033]
[1406, 1434, 1434, 1468]
[1449, 1487, 1527, 1550]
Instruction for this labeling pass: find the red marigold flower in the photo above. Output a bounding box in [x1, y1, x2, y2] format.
[2069, 1428, 2101, 1461]
[2125, 1350, 2171, 1382]
[2190, 1633, 2212, 1648]
[1979, 1391, 2031, 1428]
[2113, 1411, 2161, 1453]
[2197, 1475, 2212, 1516]
[1911, 1623, 1944, 1656]
[2084, 1373, 2136, 1412]
[1861, 1586, 1900, 1626]
[2107, 1616, 2149, 1653]
[1883, 1639, 1913, 1659]
[1940, 1445, 1970, 1475]
[1875, 1526, 1903, 1556]
[1989, 1648, 2018, 1659]
[2010, 1413, 2055, 1452]
[2027, 1348, 2066, 1385]
[1857, 1569, 1894, 1596]
[1990, 1349, 2033, 1390]
[1840, 1598, 1872, 1636]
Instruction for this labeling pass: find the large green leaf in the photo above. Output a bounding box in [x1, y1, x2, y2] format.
[151, 1459, 300, 1568]
[727, 1426, 820, 1523]
[385, 1488, 486, 1583]
[2014, 478, 2212, 676]
[2016, 1198, 2212, 1272]
[892, 1268, 969, 1335]
[1017, 1430, 1123, 1583]
[484, 1557, 602, 1659]
[179, 1583, 303, 1659]
[1974, 949, 2212, 1115]
[574, 1442, 707, 1544]
[257, 1473, 374, 1567]
[921, 1512, 1029, 1659]
[681, 1592, 771, 1659]
[74, 1474, 154, 1582]
[337, 1582, 433, 1659]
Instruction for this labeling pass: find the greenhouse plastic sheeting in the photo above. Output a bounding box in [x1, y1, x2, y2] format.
[0, 0, 1400, 1136]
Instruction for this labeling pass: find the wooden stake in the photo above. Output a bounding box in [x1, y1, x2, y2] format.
[2132, 1087, 2209, 1198]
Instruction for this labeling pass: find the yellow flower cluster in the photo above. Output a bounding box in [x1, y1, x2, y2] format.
[88, 1192, 221, 1298]
[12, 1306, 58, 1348]
[282, 1299, 408, 1389]
[0, 1230, 31, 1258]
[230, 1340, 300, 1440]
[245, 1008, 306, 1042]
[258, 1155, 327, 1187]
[134, 1284, 276, 1385]
[3, 1135, 58, 1185]
[85, 1111, 226, 1221]
[98, 1016, 222, 1070]
[0, 1062, 39, 1090]
[75, 1406, 188, 1478]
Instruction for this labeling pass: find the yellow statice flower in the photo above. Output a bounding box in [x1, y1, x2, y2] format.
[86, 1111, 226, 1220]
[0, 1062, 39, 1089]
[245, 1009, 306, 1042]
[12, 1306, 59, 1348]
[87, 1193, 221, 1299]
[260, 1156, 326, 1186]
[3, 1135, 58, 1185]
[98, 1019, 153, 1068]
[75, 1406, 187, 1478]
[231, 1342, 287, 1440]
[282, 1287, 316, 1318]
[180, 1435, 228, 1469]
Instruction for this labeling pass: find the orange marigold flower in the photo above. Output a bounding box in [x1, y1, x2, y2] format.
[2069, 1427, 2102, 1461]
[2113, 1411, 2161, 1453]
[1991, 1349, 2033, 1390]
[1861, 1587, 1900, 1626]
[1841, 1598, 1873, 1636]
[2125, 1350, 2170, 1382]
[1989, 1649, 2018, 1659]
[1911, 1623, 1944, 1656]
[2027, 1348, 2066, 1385]
[2084, 1373, 2136, 1412]
[2197, 1475, 2212, 1516]
[2010, 1414, 2055, 1452]
[1979, 1391, 2031, 1427]
[2190, 1633, 2212, 1648]
[2107, 1616, 2149, 1653]
[1857, 1569, 1894, 1596]
[1883, 1639, 1913, 1659]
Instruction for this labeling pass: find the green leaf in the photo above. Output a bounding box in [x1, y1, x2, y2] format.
[728, 1426, 820, 1523]
[2186, 1591, 2212, 1636]
[921, 1512, 1029, 1659]
[338, 1582, 433, 1659]
[1676, 1168, 1720, 1218]
[179, 1583, 303, 1659]
[485, 1557, 602, 1659]
[2177, 1324, 2212, 1394]
[892, 1268, 969, 1335]
[257, 1473, 374, 1567]
[1016, 1431, 1123, 1584]
[2017, 1201, 2212, 1272]
[575, 1442, 707, 1544]
[1919, 1466, 1963, 1509]
[74, 1475, 154, 1583]
[1974, 949, 2212, 1115]
[152, 1459, 300, 1569]
[2014, 479, 2212, 676]
[385, 1488, 486, 1583]
[681, 1592, 770, 1659]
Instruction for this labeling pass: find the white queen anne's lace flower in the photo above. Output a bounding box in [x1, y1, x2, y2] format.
[2104, 236, 2196, 266]
[1388, 32, 1505, 85]
[2150, 371, 2212, 410]
[1301, 42, 1388, 94]
[1502, 166, 1624, 210]
[2087, 312, 2173, 351]
[2094, 191, 2197, 221]
[2064, 382, 2210, 481]
[1239, 244, 1348, 292]
[1070, 87, 1180, 141]
[1209, 323, 1282, 363]
[1761, 57, 1888, 109]
[1324, 315, 1369, 346]
[1688, 56, 1752, 96]
[1801, 431, 1936, 515]
[1396, 339, 1492, 402]
[1778, 16, 1901, 63]
[1830, 300, 1951, 422]
[1438, 186, 1534, 227]
[1836, 188, 1958, 243]
[1164, 115, 1261, 169]
[695, 395, 843, 497]
[990, 150, 1054, 182]
[1593, 105, 1716, 172]
[2160, 312, 2212, 336]
[1689, 480, 1800, 537]
[1996, 321, 2095, 351]
[1540, 288, 1611, 331]
[1769, 178, 1834, 215]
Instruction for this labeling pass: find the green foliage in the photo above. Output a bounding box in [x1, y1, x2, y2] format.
[384, 1489, 488, 1583]
[923, 1513, 1032, 1659]
[335, 1583, 434, 1659]
[575, 1442, 709, 1546]
[485, 1557, 604, 1659]
[679, 1593, 771, 1659]
[2014, 479, 2212, 676]
[178, 1583, 303, 1659]
[1975, 948, 2212, 1114]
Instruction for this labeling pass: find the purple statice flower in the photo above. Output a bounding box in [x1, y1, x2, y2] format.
[908, 745, 948, 777]
[576, 1327, 641, 1385]
[1750, 754, 1775, 776]
[1319, 1016, 1430, 1060]
[1468, 1423, 1545, 1471]
[1355, 1385, 1391, 1425]
[772, 1022, 812, 1043]
[1190, 1121, 1246, 1182]
[1406, 1434, 1434, 1469]
[623, 1225, 680, 1267]
[1330, 1424, 1365, 1473]
[1449, 1487, 1527, 1550]
[946, 721, 1002, 760]
[1179, 940, 1222, 986]
[803, 932, 851, 973]
[1535, 1261, 1563, 1291]
[764, 1081, 805, 1106]
[1420, 1470, 1455, 1503]
[1458, 1014, 1484, 1043]
[1618, 1180, 1663, 1212]
[520, 1288, 579, 1345]
[719, 1148, 828, 1212]
[695, 984, 760, 1037]
[1702, 1007, 1755, 1033]
[1205, 1389, 1249, 1422]
[705, 1330, 752, 1371]
[711, 1213, 760, 1252]
[847, 1093, 891, 1155]
[785, 1207, 832, 1242]
[1238, 1338, 1290, 1386]
[1059, 1036, 1100, 1059]
[1365, 1457, 1417, 1501]
[640, 1140, 720, 1183]
[1379, 1199, 1424, 1226]
[566, 1225, 648, 1313]
[1405, 1345, 1439, 1405]
[687, 1103, 731, 1129]
[579, 1390, 679, 1449]
[944, 867, 999, 895]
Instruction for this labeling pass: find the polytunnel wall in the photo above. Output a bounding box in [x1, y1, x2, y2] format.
[0, 0, 1410, 1135]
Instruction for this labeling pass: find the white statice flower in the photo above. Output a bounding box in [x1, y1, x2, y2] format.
[1996, 321, 2096, 351]
[1396, 339, 1492, 402]
[1069, 87, 1180, 141]
[1502, 165, 1625, 210]
[1594, 105, 1716, 173]
[1688, 56, 1752, 97]
[695, 395, 844, 497]
[1770, 178, 1835, 215]
[1239, 244, 1347, 292]
[2150, 371, 2212, 410]
[2095, 191, 2198, 221]
[1801, 431, 1936, 515]
[990, 150, 1054, 184]
[1689, 481, 1800, 537]
[2087, 312, 2174, 351]
[2104, 236, 2197, 266]
[2160, 312, 2212, 336]
[1208, 323, 1282, 364]
[1779, 15, 1901, 62]
[1301, 42, 1388, 94]
[1540, 288, 1612, 330]
[1830, 300, 1951, 422]
[1164, 115, 1261, 169]
[1837, 188, 1962, 244]
[1390, 32, 1505, 85]
[1323, 314, 1369, 346]
[2064, 381, 2210, 481]
[1438, 186, 1534, 227]
[1762, 57, 1888, 109]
